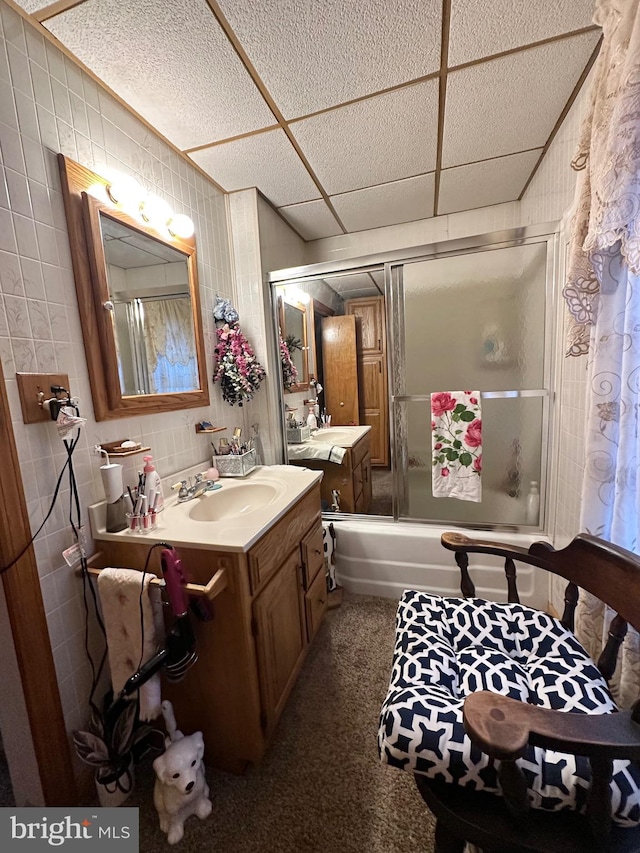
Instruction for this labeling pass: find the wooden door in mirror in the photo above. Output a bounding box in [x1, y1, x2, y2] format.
[58, 154, 210, 421]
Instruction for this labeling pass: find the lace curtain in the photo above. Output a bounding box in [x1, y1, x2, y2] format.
[564, 0, 640, 356]
[563, 0, 640, 707]
[142, 297, 198, 394]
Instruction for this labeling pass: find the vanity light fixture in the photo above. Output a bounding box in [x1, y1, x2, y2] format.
[105, 170, 194, 240]
[284, 286, 310, 305]
[167, 213, 195, 239]
[140, 194, 172, 229]
[105, 174, 144, 209]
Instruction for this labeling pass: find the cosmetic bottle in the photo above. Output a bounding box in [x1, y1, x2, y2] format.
[306, 406, 318, 430]
[525, 480, 540, 525]
[143, 455, 164, 510]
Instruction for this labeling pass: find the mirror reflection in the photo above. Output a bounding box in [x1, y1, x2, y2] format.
[274, 271, 391, 517]
[101, 214, 198, 396]
[279, 296, 309, 391]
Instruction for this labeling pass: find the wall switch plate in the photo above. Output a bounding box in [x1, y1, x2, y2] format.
[16, 373, 70, 424]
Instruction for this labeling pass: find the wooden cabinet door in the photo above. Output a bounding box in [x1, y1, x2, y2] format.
[253, 549, 306, 735]
[346, 297, 384, 353]
[322, 315, 359, 425]
[361, 355, 388, 466]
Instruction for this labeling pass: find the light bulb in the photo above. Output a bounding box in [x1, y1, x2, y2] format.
[167, 214, 195, 239]
[140, 194, 172, 228]
[105, 174, 144, 210]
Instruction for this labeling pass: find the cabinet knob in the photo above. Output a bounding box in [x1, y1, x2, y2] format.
[340, 402, 344, 407]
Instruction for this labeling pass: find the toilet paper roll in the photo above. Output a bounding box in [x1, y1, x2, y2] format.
[101, 463, 124, 504]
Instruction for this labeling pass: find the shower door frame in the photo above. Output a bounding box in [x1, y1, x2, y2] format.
[385, 224, 559, 530]
[267, 221, 559, 533]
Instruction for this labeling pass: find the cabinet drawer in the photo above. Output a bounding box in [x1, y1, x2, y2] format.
[301, 522, 324, 589]
[305, 564, 328, 642]
[248, 487, 321, 595]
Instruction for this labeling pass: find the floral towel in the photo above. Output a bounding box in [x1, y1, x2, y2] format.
[431, 391, 482, 503]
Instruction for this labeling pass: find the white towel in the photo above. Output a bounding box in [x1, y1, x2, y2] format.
[287, 443, 346, 464]
[431, 391, 482, 503]
[97, 568, 164, 721]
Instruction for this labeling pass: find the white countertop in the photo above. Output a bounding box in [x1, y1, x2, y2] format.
[89, 465, 323, 554]
[296, 424, 371, 449]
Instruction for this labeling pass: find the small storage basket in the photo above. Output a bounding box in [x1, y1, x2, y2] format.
[286, 425, 311, 444]
[214, 449, 257, 477]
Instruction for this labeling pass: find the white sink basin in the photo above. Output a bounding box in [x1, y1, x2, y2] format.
[310, 428, 358, 445]
[186, 483, 279, 522]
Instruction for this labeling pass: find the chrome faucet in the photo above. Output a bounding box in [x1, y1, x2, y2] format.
[172, 473, 214, 502]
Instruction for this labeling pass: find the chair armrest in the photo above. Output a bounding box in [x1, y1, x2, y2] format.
[441, 532, 538, 563]
[463, 692, 640, 762]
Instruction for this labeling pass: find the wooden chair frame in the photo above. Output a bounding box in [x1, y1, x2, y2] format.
[412, 532, 640, 853]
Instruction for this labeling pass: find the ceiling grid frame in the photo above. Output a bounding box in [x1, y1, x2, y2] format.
[19, 0, 602, 239]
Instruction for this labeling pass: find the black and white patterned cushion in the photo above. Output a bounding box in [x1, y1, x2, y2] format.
[378, 590, 640, 825]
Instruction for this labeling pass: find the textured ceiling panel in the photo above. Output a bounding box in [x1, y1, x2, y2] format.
[278, 200, 343, 242]
[331, 173, 435, 232]
[438, 150, 542, 215]
[13, 0, 52, 11]
[290, 81, 439, 196]
[323, 273, 381, 298]
[442, 31, 599, 168]
[190, 130, 320, 208]
[44, 0, 276, 149]
[216, 0, 442, 119]
[448, 0, 596, 66]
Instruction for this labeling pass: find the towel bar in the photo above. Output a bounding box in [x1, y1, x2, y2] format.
[80, 553, 228, 601]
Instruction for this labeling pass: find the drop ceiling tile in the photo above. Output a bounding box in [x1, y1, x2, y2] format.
[278, 200, 343, 241]
[331, 173, 435, 232]
[449, 0, 597, 66]
[216, 0, 442, 119]
[43, 0, 276, 149]
[323, 273, 381, 298]
[291, 80, 439, 196]
[442, 31, 599, 168]
[190, 129, 320, 208]
[12, 0, 51, 12]
[438, 150, 542, 215]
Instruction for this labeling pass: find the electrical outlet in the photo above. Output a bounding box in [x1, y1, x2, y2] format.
[16, 373, 71, 424]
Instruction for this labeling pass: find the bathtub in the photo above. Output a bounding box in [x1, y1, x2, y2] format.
[333, 519, 551, 610]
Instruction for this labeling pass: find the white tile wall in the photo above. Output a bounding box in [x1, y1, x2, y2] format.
[0, 0, 238, 770]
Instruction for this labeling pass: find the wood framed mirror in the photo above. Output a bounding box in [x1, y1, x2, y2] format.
[58, 154, 209, 421]
[278, 294, 310, 392]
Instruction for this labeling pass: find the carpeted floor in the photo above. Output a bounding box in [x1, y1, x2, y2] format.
[131, 592, 436, 852]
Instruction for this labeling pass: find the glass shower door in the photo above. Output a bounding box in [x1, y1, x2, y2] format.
[389, 237, 553, 528]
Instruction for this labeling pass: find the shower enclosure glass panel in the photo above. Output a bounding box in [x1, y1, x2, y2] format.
[391, 240, 550, 527]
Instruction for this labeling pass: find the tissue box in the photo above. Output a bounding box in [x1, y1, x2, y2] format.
[214, 449, 257, 477]
[286, 425, 311, 444]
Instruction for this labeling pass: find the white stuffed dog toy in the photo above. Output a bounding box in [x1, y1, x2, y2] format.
[153, 701, 212, 845]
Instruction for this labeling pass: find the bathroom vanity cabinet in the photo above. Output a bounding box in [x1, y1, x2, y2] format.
[92, 482, 326, 774]
[290, 430, 372, 513]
